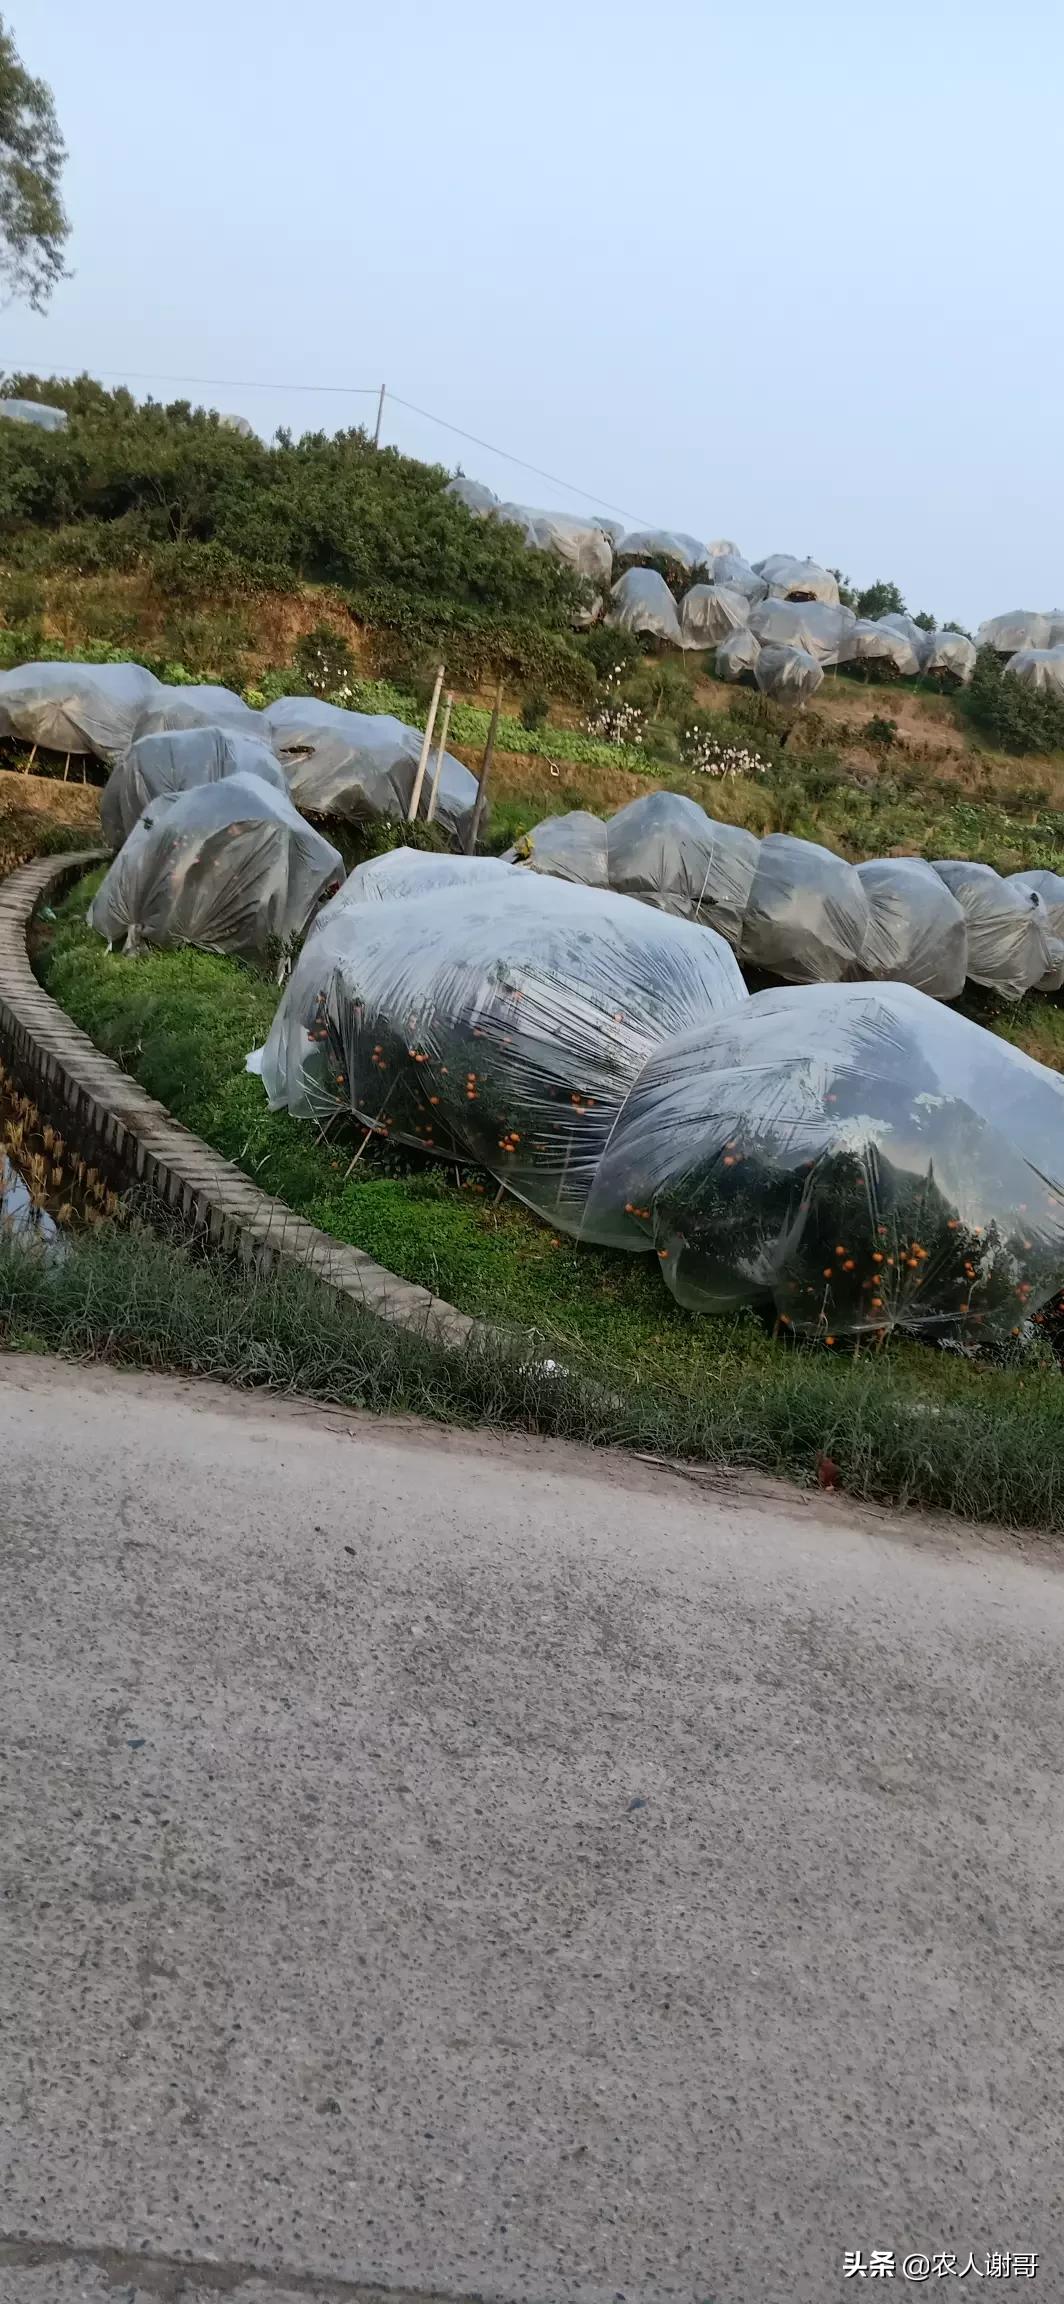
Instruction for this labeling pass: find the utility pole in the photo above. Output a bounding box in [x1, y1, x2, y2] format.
[465, 677, 503, 854]
[373, 383, 386, 448]
[407, 663, 445, 821]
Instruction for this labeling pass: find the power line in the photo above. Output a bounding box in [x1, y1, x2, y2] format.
[38, 365, 380, 397]
[387, 392, 645, 522]
[6, 357, 643, 522]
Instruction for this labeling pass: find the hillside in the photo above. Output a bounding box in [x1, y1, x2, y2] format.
[3, 373, 1064, 889]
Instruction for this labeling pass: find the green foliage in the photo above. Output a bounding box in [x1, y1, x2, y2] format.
[0, 18, 68, 310]
[613, 549, 706, 599]
[27, 878, 1064, 1529]
[352, 582, 595, 700]
[963, 644, 1064, 756]
[0, 378, 587, 631]
[520, 688, 550, 731]
[864, 715, 898, 748]
[577, 625, 644, 685]
[856, 578, 906, 620]
[294, 621, 357, 700]
[913, 609, 936, 632]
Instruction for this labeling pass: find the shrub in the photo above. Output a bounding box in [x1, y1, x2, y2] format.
[294, 621, 358, 701]
[577, 625, 643, 685]
[0, 375, 588, 631]
[864, 715, 898, 748]
[963, 645, 1064, 756]
[520, 688, 550, 731]
[856, 578, 906, 621]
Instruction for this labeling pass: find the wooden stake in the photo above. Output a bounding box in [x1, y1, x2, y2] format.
[407, 663, 445, 822]
[465, 676, 503, 854]
[425, 692, 454, 825]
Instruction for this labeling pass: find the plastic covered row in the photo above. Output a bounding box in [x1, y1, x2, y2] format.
[512, 791, 1064, 1003]
[977, 610, 1062, 654]
[249, 856, 1064, 1347]
[0, 660, 163, 761]
[755, 645, 824, 703]
[263, 696, 477, 839]
[1003, 646, 1064, 699]
[750, 598, 856, 664]
[250, 867, 748, 1236]
[89, 775, 344, 964]
[843, 620, 924, 679]
[445, 475, 499, 515]
[582, 979, 1064, 1344]
[0, 397, 68, 431]
[755, 555, 841, 605]
[308, 847, 513, 938]
[129, 682, 263, 743]
[604, 567, 682, 645]
[614, 529, 714, 573]
[101, 724, 289, 850]
[716, 628, 762, 682]
[678, 583, 751, 649]
[491, 503, 614, 587]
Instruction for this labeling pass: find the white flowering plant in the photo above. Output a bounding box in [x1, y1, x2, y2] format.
[584, 664, 646, 748]
[681, 726, 768, 780]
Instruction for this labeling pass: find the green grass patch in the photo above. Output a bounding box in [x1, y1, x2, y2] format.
[27, 870, 1064, 1529]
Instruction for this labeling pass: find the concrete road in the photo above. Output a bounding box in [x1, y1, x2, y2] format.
[2, 1356, 1064, 2304]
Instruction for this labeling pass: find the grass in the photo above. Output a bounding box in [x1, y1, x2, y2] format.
[5, 1216, 1064, 1529]
[25, 870, 1064, 1531]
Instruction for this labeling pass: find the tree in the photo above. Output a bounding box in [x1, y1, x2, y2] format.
[0, 16, 68, 311]
[856, 578, 906, 621]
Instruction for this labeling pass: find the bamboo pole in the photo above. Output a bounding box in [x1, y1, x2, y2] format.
[465, 677, 503, 854]
[406, 663, 445, 822]
[425, 692, 454, 825]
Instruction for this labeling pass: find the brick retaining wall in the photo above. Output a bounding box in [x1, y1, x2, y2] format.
[0, 851, 482, 1350]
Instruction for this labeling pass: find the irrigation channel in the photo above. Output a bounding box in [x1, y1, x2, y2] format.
[0, 1059, 115, 1250]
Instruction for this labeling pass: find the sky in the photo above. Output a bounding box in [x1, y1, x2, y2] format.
[5, 0, 1064, 628]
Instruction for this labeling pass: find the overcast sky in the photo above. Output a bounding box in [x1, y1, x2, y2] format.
[6, 0, 1062, 627]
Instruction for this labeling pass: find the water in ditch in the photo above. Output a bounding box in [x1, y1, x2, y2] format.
[0, 1061, 117, 1252]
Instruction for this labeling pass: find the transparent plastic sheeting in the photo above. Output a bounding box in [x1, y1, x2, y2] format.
[755, 645, 824, 703]
[250, 859, 1064, 1346]
[445, 475, 499, 515]
[307, 848, 513, 938]
[715, 628, 762, 682]
[679, 583, 751, 649]
[102, 725, 289, 851]
[490, 504, 614, 587]
[755, 556, 841, 605]
[843, 621, 924, 679]
[932, 861, 1063, 1000]
[922, 629, 976, 681]
[709, 553, 767, 604]
[0, 661, 163, 760]
[90, 775, 343, 964]
[0, 398, 68, 431]
[605, 568, 682, 645]
[750, 598, 856, 665]
[615, 530, 713, 572]
[977, 611, 1053, 654]
[263, 697, 477, 839]
[129, 684, 263, 743]
[1003, 647, 1064, 700]
[513, 791, 1062, 1002]
[582, 980, 1064, 1344]
[250, 868, 748, 1238]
